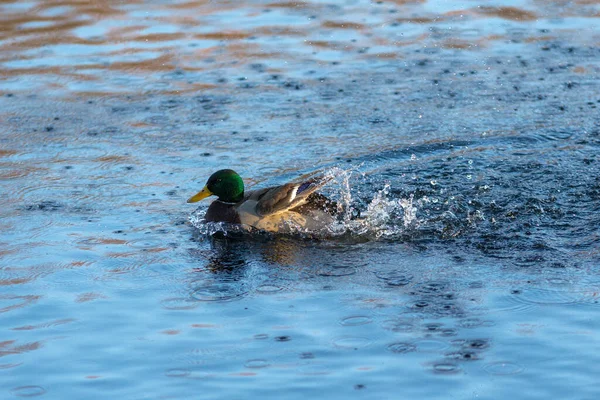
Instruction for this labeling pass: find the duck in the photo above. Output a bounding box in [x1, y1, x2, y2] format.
[187, 169, 338, 233]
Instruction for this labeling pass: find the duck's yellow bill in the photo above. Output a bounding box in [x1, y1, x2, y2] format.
[187, 185, 213, 203]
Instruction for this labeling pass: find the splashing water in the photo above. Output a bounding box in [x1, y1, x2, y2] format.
[188, 167, 419, 241]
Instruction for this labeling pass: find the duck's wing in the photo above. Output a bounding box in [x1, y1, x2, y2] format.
[290, 192, 338, 215]
[249, 176, 332, 217]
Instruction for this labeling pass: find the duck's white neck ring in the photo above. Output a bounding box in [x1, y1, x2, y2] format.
[216, 199, 237, 205]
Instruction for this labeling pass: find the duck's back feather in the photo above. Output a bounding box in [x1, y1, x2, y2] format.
[249, 176, 331, 217]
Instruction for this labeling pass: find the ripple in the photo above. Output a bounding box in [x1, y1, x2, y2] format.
[381, 318, 416, 332]
[412, 281, 450, 295]
[0, 295, 41, 314]
[458, 318, 495, 329]
[431, 363, 462, 374]
[413, 339, 449, 353]
[165, 368, 191, 378]
[387, 342, 417, 354]
[331, 336, 371, 349]
[297, 363, 331, 376]
[191, 281, 249, 302]
[462, 339, 490, 350]
[0, 363, 23, 369]
[255, 283, 286, 294]
[374, 270, 413, 287]
[160, 297, 199, 310]
[340, 315, 373, 326]
[10, 386, 46, 397]
[509, 287, 590, 306]
[253, 334, 269, 340]
[316, 266, 357, 277]
[244, 359, 270, 369]
[445, 350, 481, 362]
[483, 361, 524, 376]
[494, 287, 596, 313]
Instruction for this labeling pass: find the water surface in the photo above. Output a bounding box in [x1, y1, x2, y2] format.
[1, 0, 599, 398]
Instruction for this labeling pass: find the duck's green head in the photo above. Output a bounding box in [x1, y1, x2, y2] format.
[187, 169, 244, 203]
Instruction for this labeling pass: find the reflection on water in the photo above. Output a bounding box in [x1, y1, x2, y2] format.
[1, 0, 599, 94]
[1, 0, 600, 399]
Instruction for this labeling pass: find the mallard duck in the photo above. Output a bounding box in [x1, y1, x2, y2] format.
[187, 169, 337, 233]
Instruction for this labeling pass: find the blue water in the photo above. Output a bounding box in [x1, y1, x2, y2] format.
[1, 0, 599, 398]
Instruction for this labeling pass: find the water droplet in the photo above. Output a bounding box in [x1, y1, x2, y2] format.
[10, 386, 46, 397]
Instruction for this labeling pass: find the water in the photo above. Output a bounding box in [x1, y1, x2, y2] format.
[1, 0, 600, 398]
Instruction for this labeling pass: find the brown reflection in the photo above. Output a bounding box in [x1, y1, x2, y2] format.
[11, 318, 75, 331]
[195, 32, 251, 40]
[134, 33, 186, 42]
[475, 6, 538, 21]
[306, 40, 339, 49]
[387, 0, 426, 4]
[369, 52, 400, 59]
[395, 17, 439, 24]
[266, 1, 312, 8]
[0, 363, 22, 369]
[0, 277, 35, 286]
[30, 0, 138, 16]
[0, 295, 41, 313]
[79, 53, 177, 72]
[322, 21, 367, 30]
[0, 150, 16, 158]
[0, 0, 593, 96]
[442, 39, 477, 50]
[167, 0, 213, 10]
[260, 238, 302, 266]
[523, 35, 557, 43]
[104, 25, 147, 41]
[0, 340, 43, 357]
[75, 292, 108, 303]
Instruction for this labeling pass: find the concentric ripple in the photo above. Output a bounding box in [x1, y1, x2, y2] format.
[190, 281, 249, 302]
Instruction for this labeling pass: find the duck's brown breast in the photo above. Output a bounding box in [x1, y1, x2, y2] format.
[205, 201, 241, 224]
